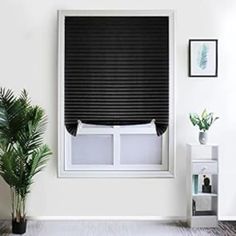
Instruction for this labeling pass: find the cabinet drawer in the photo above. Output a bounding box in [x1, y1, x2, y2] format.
[192, 162, 217, 175]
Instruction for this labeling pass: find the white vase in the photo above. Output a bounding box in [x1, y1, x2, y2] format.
[199, 131, 207, 145]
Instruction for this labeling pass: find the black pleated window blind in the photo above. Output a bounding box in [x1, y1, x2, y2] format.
[64, 16, 169, 136]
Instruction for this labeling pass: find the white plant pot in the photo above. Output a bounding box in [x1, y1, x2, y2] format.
[199, 131, 207, 145]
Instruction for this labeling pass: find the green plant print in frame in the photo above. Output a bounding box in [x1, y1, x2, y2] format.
[198, 43, 209, 70]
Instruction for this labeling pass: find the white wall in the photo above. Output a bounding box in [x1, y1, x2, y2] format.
[0, 0, 236, 220]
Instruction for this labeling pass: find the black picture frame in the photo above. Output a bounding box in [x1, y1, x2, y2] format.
[189, 39, 218, 77]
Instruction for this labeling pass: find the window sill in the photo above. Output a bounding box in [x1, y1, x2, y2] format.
[58, 169, 175, 178]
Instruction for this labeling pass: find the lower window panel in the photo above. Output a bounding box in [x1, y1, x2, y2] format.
[71, 134, 113, 165]
[120, 134, 162, 165]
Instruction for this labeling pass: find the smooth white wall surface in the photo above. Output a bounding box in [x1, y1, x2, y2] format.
[0, 0, 236, 219]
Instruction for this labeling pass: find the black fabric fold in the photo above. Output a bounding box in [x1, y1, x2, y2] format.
[154, 123, 168, 136]
[65, 123, 78, 136]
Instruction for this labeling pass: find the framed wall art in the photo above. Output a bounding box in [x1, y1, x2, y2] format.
[189, 39, 218, 77]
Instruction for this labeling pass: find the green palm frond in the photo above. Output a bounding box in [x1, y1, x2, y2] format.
[0, 147, 22, 188]
[16, 106, 47, 156]
[28, 145, 52, 178]
[0, 88, 28, 143]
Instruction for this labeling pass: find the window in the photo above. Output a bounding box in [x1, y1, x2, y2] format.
[58, 10, 175, 177]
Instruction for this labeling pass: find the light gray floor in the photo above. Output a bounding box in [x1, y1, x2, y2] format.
[1, 220, 236, 236]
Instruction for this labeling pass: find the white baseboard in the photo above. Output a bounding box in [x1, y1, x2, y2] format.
[218, 216, 236, 221]
[26, 216, 186, 221]
[2, 215, 235, 222]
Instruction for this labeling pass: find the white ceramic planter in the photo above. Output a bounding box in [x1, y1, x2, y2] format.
[199, 131, 207, 145]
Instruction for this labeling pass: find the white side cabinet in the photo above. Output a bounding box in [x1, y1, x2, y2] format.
[186, 144, 219, 228]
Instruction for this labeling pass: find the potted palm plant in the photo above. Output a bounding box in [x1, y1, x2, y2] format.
[189, 109, 219, 144]
[0, 88, 52, 234]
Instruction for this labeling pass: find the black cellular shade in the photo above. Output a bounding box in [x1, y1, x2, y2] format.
[64, 16, 169, 136]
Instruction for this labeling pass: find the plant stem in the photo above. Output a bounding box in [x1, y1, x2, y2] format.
[10, 187, 15, 219]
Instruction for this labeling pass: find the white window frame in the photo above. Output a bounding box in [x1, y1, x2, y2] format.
[58, 10, 175, 178]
